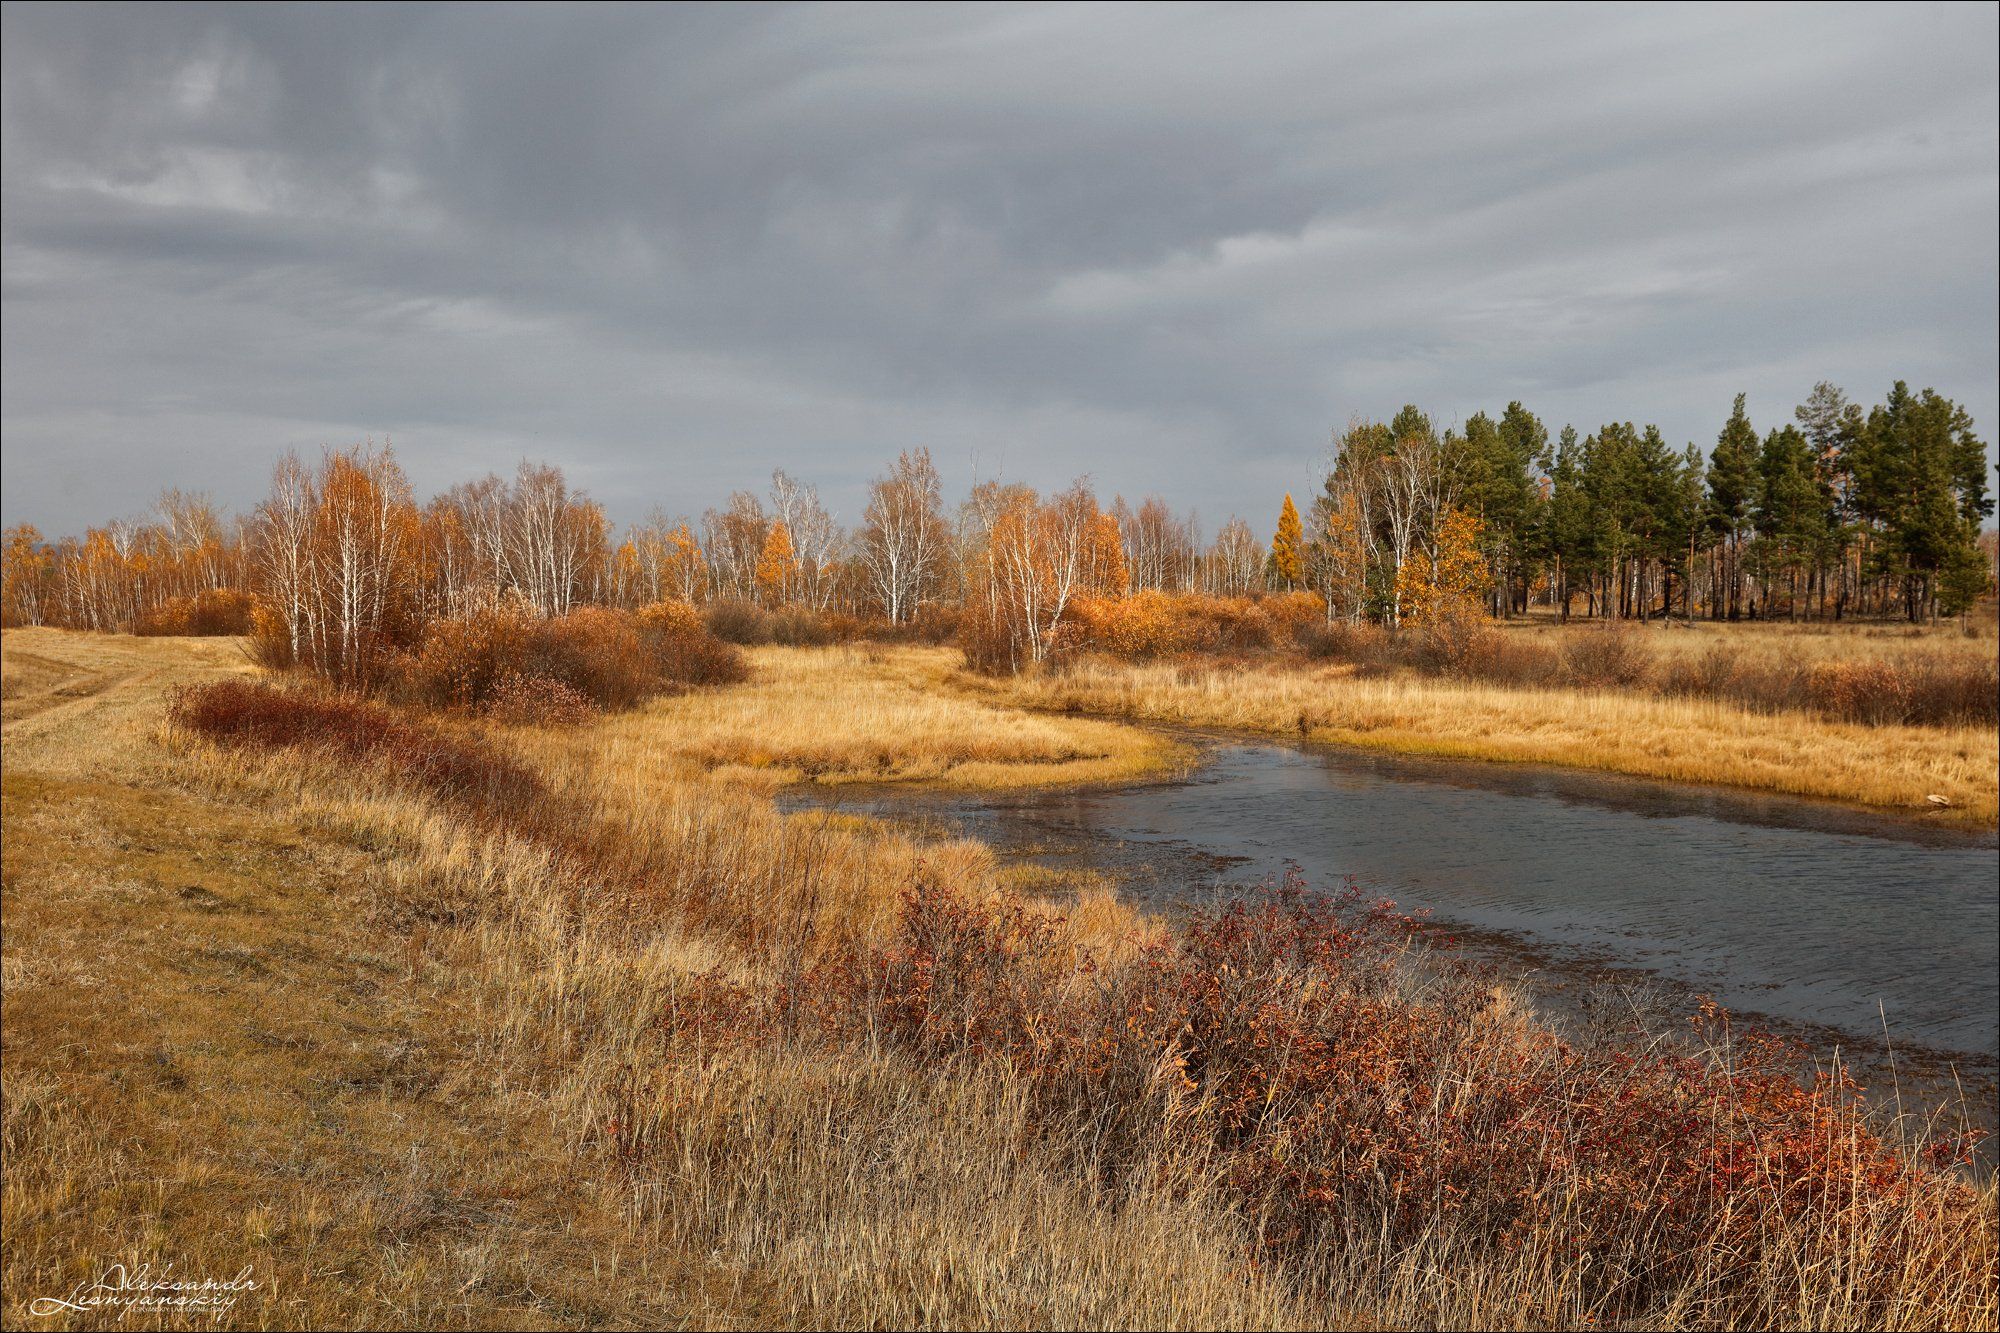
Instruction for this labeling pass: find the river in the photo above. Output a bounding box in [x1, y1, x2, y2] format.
[780, 731, 1999, 1081]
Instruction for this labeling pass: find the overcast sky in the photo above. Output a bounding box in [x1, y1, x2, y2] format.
[3, 2, 1995, 538]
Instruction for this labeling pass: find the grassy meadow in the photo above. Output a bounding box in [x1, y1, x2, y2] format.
[3, 624, 1996, 1330]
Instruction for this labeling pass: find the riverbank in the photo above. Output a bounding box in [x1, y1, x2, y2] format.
[6, 629, 1994, 1330]
[964, 652, 2000, 829]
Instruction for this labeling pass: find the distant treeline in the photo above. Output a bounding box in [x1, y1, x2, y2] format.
[2, 380, 1992, 677]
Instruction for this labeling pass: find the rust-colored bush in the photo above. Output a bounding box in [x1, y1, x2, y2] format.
[1299, 620, 1396, 669]
[1896, 654, 2000, 725]
[1802, 658, 1911, 725]
[134, 587, 258, 636]
[1406, 605, 1496, 677]
[637, 600, 751, 686]
[1661, 644, 1747, 701]
[872, 603, 962, 646]
[397, 600, 747, 710]
[956, 600, 1024, 675]
[398, 599, 536, 707]
[518, 605, 659, 709]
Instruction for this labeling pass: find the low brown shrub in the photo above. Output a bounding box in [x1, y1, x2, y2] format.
[1558, 623, 1651, 688]
[481, 672, 598, 727]
[1298, 620, 1394, 668]
[702, 600, 846, 647]
[872, 603, 962, 645]
[1406, 607, 1494, 678]
[518, 605, 659, 709]
[956, 603, 1022, 675]
[1802, 659, 1911, 725]
[1885, 654, 1999, 726]
[1661, 644, 1747, 701]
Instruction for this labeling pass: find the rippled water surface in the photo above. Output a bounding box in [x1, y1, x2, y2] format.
[787, 737, 2000, 1061]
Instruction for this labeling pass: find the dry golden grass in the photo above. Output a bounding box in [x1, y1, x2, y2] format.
[5, 628, 1993, 1330]
[605, 643, 1187, 790]
[973, 653, 1999, 828]
[1495, 611, 1996, 669]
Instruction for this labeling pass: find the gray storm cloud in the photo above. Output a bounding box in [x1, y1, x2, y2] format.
[3, 2, 1995, 536]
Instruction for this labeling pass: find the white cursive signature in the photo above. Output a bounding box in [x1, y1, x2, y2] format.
[27, 1262, 258, 1320]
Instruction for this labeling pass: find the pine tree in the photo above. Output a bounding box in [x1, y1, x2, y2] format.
[1707, 393, 1760, 618]
[1755, 425, 1827, 619]
[1544, 426, 1588, 620]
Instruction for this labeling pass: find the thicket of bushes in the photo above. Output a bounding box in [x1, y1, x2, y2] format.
[765, 875, 1990, 1325]
[1036, 590, 1326, 663]
[703, 599, 962, 648]
[132, 587, 258, 637]
[390, 600, 748, 723]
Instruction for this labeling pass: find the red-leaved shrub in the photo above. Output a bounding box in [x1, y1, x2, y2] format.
[771, 873, 1991, 1325]
[168, 679, 540, 807]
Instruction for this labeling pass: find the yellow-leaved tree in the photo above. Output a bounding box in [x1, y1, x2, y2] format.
[755, 520, 797, 606]
[1269, 493, 1305, 590]
[1397, 505, 1489, 625]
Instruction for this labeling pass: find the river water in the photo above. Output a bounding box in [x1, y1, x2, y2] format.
[781, 733, 1999, 1072]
